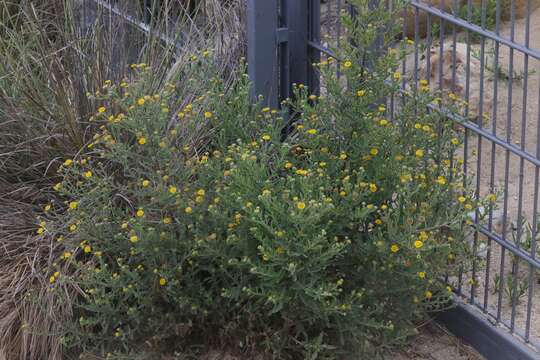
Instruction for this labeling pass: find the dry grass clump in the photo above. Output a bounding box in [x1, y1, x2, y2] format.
[0, 0, 246, 358]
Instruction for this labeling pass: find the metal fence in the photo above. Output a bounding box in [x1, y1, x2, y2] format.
[248, 0, 540, 359]
[79, 0, 540, 358]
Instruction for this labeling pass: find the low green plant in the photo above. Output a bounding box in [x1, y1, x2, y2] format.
[39, 0, 491, 358]
[492, 272, 529, 304]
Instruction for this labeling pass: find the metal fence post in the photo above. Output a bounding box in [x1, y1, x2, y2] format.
[284, 0, 321, 98]
[247, 0, 279, 108]
[307, 0, 321, 95]
[286, 0, 308, 94]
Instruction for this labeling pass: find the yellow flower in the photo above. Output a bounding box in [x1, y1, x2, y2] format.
[393, 72, 401, 81]
[196, 189, 205, 196]
[64, 159, 73, 166]
[142, 180, 150, 188]
[465, 203, 473, 210]
[69, 201, 78, 210]
[295, 169, 308, 176]
[49, 276, 56, 284]
[378, 105, 386, 112]
[343, 60, 353, 68]
[390, 244, 399, 253]
[44, 204, 52, 212]
[414, 240, 424, 249]
[451, 138, 460, 145]
[163, 217, 172, 224]
[262, 189, 271, 196]
[261, 134, 271, 141]
[84, 245, 92, 253]
[204, 111, 213, 119]
[369, 183, 378, 193]
[370, 148, 379, 156]
[297, 202, 306, 210]
[458, 196, 466, 203]
[379, 119, 388, 126]
[284, 162, 293, 169]
[169, 186, 177, 194]
[185, 206, 193, 214]
[339, 153, 348, 160]
[136, 209, 145, 217]
[130, 235, 139, 243]
[415, 149, 424, 158]
[425, 290, 433, 299]
[374, 218, 383, 225]
[436, 176, 446, 185]
[37, 227, 45, 235]
[69, 224, 77, 232]
[418, 271, 426, 279]
[84, 171, 93, 178]
[98, 107, 106, 113]
[488, 193, 497, 203]
[137, 98, 145, 106]
[356, 90, 366, 97]
[306, 129, 318, 135]
[138, 137, 147, 145]
[121, 222, 129, 229]
[159, 278, 167, 286]
[63, 251, 72, 259]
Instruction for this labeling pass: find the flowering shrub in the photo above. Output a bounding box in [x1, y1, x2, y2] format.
[41, 2, 491, 358]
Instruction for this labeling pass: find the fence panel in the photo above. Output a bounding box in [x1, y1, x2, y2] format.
[304, 0, 540, 359]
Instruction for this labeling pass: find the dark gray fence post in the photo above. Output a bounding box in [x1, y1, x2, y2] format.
[247, 0, 279, 108]
[285, 0, 320, 97]
[307, 0, 321, 95]
[286, 0, 308, 92]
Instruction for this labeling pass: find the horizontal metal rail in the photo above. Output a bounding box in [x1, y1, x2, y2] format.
[88, 0, 186, 53]
[409, 1, 540, 61]
[477, 225, 540, 269]
[422, 94, 540, 167]
[307, 40, 340, 60]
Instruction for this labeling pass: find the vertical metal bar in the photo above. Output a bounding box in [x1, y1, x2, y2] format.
[308, 0, 321, 95]
[413, 7, 419, 90]
[471, 0, 488, 306]
[511, 0, 532, 334]
[497, 0, 517, 324]
[526, 52, 540, 344]
[336, 0, 342, 79]
[280, 0, 290, 102]
[247, 0, 279, 108]
[523, 0, 540, 342]
[287, 0, 309, 91]
[507, 0, 519, 333]
[484, 0, 502, 314]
